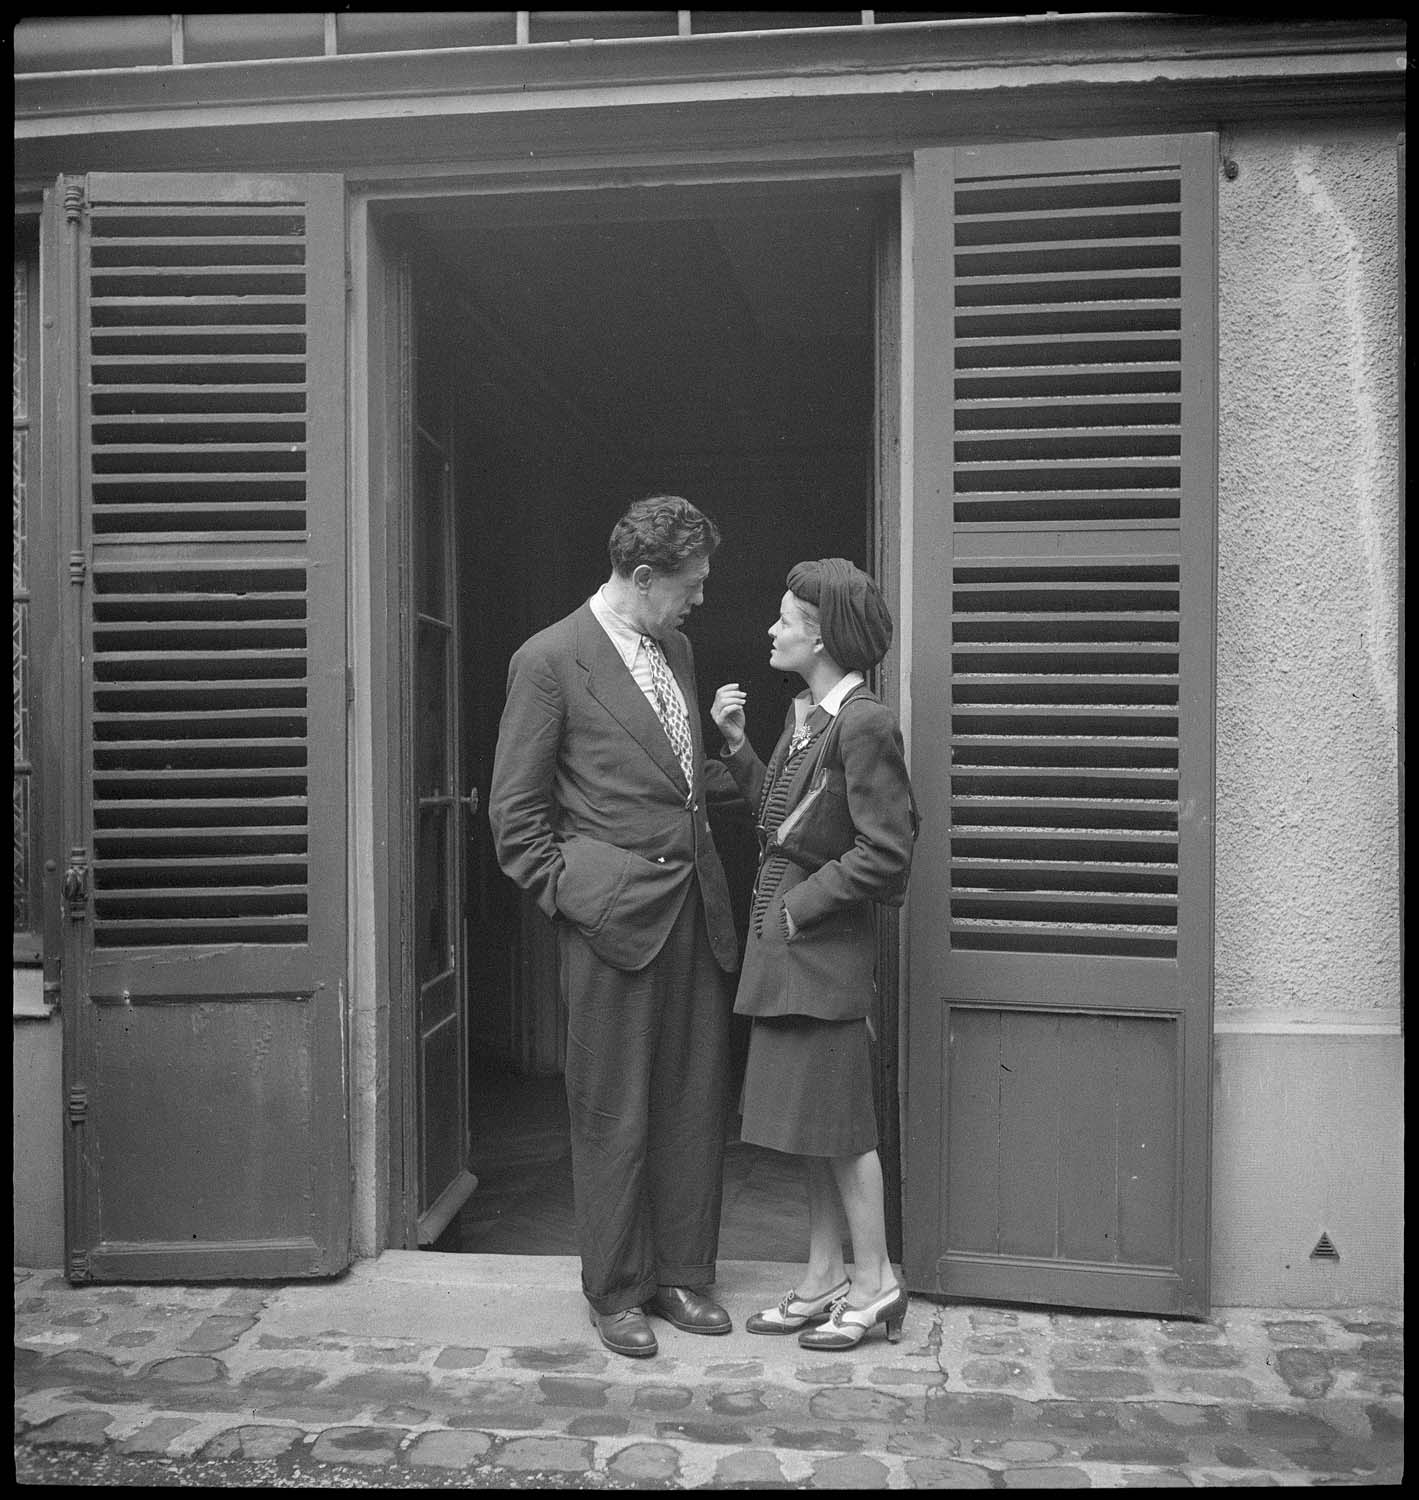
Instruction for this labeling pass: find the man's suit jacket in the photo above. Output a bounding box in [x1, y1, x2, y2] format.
[489, 601, 739, 974]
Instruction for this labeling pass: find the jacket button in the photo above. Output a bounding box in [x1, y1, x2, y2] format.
[656, 856, 666, 863]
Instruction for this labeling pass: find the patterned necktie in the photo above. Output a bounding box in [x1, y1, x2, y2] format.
[640, 635, 696, 790]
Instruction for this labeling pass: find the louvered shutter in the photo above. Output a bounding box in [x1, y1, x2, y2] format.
[905, 137, 1216, 1316]
[52, 173, 351, 1281]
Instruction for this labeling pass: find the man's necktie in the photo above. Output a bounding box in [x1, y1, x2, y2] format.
[641, 635, 696, 790]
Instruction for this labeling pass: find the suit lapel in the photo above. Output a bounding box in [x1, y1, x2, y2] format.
[574, 605, 688, 793]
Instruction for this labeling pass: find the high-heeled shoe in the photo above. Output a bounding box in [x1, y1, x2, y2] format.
[745, 1278, 851, 1335]
[797, 1283, 908, 1350]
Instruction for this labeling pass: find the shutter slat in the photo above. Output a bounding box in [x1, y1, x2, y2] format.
[95, 769, 307, 786]
[99, 853, 307, 869]
[957, 271, 1182, 306]
[96, 882, 307, 900]
[95, 746, 306, 768]
[94, 650, 307, 665]
[95, 678, 306, 696]
[92, 354, 307, 367]
[953, 860, 1176, 888]
[95, 418, 304, 432]
[95, 705, 306, 723]
[952, 828, 1177, 854]
[948, 923, 1176, 958]
[94, 916, 310, 948]
[93, 799, 306, 819]
[94, 624, 306, 641]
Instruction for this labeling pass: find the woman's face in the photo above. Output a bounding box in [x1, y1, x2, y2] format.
[768, 590, 820, 677]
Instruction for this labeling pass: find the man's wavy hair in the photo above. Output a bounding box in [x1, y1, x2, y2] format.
[608, 495, 721, 577]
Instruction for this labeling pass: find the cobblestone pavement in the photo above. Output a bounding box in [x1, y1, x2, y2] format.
[14, 1254, 1403, 1487]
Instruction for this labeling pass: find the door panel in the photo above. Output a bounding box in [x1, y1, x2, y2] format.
[905, 136, 1216, 1315]
[50, 171, 351, 1281]
[409, 284, 474, 1243]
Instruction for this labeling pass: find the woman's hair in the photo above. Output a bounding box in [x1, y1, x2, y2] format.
[609, 495, 721, 576]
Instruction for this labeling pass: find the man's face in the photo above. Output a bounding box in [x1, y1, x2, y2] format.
[636, 555, 710, 639]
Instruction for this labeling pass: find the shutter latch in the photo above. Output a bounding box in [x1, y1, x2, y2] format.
[62, 849, 90, 920]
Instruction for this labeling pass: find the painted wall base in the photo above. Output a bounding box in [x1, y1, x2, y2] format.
[1211, 1024, 1403, 1307]
[12, 967, 65, 1268]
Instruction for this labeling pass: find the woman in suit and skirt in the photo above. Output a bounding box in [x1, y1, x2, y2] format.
[711, 558, 916, 1349]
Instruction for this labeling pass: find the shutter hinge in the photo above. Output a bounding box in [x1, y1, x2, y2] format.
[345, 252, 354, 297]
[68, 550, 87, 585]
[63, 180, 86, 224]
[67, 1085, 89, 1125]
[62, 848, 90, 920]
[67, 1249, 92, 1283]
[345, 666, 355, 705]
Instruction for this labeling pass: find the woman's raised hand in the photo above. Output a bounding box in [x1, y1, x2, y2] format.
[711, 682, 748, 753]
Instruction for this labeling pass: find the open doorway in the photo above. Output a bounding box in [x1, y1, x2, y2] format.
[385, 179, 895, 1259]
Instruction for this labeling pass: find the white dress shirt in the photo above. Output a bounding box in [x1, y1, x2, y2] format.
[588, 587, 691, 720]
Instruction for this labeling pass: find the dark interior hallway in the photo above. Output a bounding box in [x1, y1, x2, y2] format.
[432, 1063, 812, 1263]
[401, 182, 893, 1258]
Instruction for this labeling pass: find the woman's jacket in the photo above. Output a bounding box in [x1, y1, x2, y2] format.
[721, 687, 916, 1022]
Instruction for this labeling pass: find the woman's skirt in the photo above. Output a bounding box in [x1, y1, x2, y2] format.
[738, 1013, 878, 1157]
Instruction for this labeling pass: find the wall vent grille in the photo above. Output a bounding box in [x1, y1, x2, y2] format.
[1309, 1232, 1340, 1262]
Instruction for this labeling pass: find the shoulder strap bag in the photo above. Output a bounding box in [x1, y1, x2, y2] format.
[767, 687, 921, 905]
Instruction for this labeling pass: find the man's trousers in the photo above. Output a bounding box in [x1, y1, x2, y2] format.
[558, 884, 732, 1315]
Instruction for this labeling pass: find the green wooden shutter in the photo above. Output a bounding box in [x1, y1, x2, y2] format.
[53, 172, 350, 1281]
[906, 135, 1216, 1316]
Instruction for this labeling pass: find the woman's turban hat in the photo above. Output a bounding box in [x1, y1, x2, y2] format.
[785, 557, 893, 673]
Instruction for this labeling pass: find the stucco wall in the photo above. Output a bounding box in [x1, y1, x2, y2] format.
[1211, 123, 1402, 1306]
[1215, 123, 1401, 1026]
[13, 969, 65, 1268]
[1212, 1032, 1403, 1305]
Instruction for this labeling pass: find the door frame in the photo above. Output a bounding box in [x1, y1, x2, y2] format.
[347, 161, 910, 1256]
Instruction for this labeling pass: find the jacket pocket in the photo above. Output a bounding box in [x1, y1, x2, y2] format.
[783, 904, 876, 1018]
[555, 835, 636, 934]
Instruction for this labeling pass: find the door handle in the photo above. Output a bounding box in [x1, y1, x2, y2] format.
[63, 851, 89, 920]
[459, 787, 481, 817]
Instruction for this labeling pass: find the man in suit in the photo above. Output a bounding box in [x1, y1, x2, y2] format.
[489, 495, 740, 1359]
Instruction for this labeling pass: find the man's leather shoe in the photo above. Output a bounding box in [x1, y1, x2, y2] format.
[588, 1306, 658, 1359]
[647, 1285, 732, 1335]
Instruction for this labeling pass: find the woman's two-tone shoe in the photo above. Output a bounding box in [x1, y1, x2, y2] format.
[745, 1278, 851, 1335]
[797, 1283, 909, 1350]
